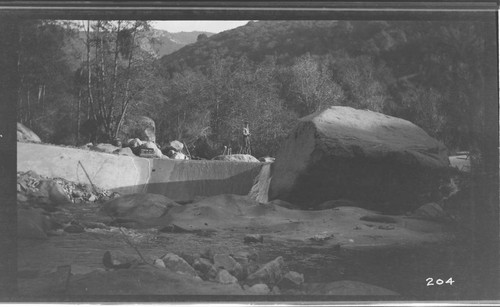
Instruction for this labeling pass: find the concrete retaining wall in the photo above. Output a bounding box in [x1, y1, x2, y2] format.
[17, 142, 265, 202]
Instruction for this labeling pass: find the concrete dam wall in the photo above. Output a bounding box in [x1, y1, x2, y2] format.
[17, 142, 265, 202]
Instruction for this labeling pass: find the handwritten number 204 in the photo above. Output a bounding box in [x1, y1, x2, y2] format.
[426, 278, 455, 286]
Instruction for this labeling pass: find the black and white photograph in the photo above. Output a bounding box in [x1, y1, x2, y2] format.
[1, 1, 499, 304]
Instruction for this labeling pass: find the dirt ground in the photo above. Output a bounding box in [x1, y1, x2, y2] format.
[16, 193, 477, 300]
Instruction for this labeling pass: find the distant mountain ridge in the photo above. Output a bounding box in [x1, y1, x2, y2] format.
[65, 28, 214, 65]
[158, 20, 408, 74]
[143, 29, 214, 58]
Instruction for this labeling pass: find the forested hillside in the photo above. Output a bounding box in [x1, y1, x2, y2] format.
[157, 20, 493, 157]
[14, 19, 495, 159]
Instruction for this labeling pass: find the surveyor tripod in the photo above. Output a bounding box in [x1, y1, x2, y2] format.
[239, 138, 251, 155]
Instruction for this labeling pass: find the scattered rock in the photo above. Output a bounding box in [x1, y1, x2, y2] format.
[212, 154, 260, 163]
[214, 254, 238, 270]
[278, 271, 304, 289]
[232, 250, 259, 266]
[244, 234, 264, 244]
[17, 122, 41, 143]
[246, 261, 261, 277]
[213, 254, 243, 280]
[215, 269, 238, 284]
[201, 247, 216, 262]
[177, 252, 201, 266]
[161, 253, 199, 278]
[139, 141, 163, 158]
[268, 106, 450, 211]
[245, 283, 271, 294]
[449, 153, 470, 172]
[245, 256, 288, 286]
[170, 152, 188, 160]
[102, 251, 133, 270]
[126, 138, 143, 152]
[72, 190, 84, 198]
[153, 259, 166, 269]
[192, 258, 218, 280]
[169, 140, 184, 152]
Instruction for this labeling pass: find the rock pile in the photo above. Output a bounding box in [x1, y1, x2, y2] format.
[98, 248, 305, 295]
[17, 171, 117, 205]
[17, 170, 119, 239]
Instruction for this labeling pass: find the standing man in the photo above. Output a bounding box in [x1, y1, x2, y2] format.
[242, 121, 251, 155]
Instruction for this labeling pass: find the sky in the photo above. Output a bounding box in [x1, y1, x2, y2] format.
[151, 20, 250, 33]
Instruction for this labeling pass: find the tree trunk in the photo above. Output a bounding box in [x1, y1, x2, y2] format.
[26, 89, 31, 127]
[109, 20, 121, 128]
[114, 79, 131, 139]
[99, 31, 110, 138]
[114, 28, 137, 139]
[77, 88, 82, 143]
[86, 20, 96, 121]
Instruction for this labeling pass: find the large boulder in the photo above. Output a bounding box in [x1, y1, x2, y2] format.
[101, 193, 180, 221]
[119, 115, 156, 143]
[160, 253, 199, 279]
[212, 154, 260, 163]
[169, 140, 184, 152]
[269, 106, 450, 212]
[17, 122, 41, 143]
[245, 256, 288, 286]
